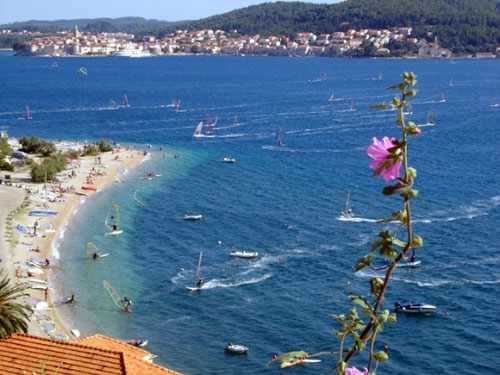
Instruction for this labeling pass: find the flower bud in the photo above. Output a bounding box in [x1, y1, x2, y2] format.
[412, 235, 423, 247]
[373, 351, 389, 362]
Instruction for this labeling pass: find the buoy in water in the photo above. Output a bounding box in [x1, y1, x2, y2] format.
[218, 240, 222, 245]
[346, 281, 351, 286]
[279, 257, 283, 262]
[445, 312, 449, 317]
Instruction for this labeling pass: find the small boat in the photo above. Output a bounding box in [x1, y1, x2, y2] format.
[221, 157, 236, 163]
[104, 202, 123, 235]
[225, 342, 249, 354]
[71, 329, 81, 338]
[230, 251, 259, 259]
[186, 252, 204, 291]
[394, 302, 436, 314]
[24, 105, 32, 120]
[183, 214, 203, 221]
[340, 191, 353, 219]
[439, 91, 446, 103]
[491, 100, 499, 107]
[328, 91, 335, 101]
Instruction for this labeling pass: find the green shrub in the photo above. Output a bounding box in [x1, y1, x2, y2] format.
[30, 153, 67, 183]
[98, 139, 113, 152]
[64, 149, 80, 160]
[0, 159, 14, 171]
[82, 144, 99, 156]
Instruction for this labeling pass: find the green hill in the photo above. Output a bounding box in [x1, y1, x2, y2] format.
[163, 0, 500, 53]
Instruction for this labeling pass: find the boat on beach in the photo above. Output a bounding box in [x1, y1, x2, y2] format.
[394, 302, 436, 314]
[225, 343, 249, 354]
[230, 250, 259, 259]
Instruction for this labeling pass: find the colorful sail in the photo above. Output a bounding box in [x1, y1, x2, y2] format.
[103, 280, 127, 311]
[105, 202, 120, 232]
[77, 67, 87, 76]
[123, 94, 129, 107]
[24, 105, 31, 120]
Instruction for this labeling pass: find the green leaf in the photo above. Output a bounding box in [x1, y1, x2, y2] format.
[386, 85, 397, 90]
[353, 253, 376, 271]
[382, 185, 398, 195]
[387, 313, 397, 323]
[407, 167, 417, 180]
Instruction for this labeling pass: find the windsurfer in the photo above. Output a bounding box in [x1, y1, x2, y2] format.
[121, 297, 132, 312]
[112, 224, 117, 231]
[93, 251, 100, 259]
[196, 276, 204, 288]
[69, 291, 76, 303]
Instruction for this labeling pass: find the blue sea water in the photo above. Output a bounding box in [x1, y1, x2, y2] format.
[1, 51, 500, 374]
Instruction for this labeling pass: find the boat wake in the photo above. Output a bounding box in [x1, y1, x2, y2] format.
[202, 273, 272, 289]
[337, 216, 378, 223]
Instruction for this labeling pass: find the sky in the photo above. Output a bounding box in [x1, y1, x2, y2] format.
[0, 0, 343, 25]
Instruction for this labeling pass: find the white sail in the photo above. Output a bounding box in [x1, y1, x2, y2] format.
[193, 122, 204, 137]
[105, 202, 120, 233]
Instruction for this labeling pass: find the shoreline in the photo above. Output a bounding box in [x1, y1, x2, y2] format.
[0, 142, 147, 341]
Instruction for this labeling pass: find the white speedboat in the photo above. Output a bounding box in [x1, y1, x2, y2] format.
[184, 214, 203, 221]
[394, 302, 436, 313]
[221, 157, 236, 163]
[225, 343, 248, 354]
[230, 251, 259, 259]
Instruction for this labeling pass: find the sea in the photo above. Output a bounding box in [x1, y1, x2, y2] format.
[1, 51, 499, 374]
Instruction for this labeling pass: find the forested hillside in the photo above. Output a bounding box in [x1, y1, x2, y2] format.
[165, 0, 500, 53]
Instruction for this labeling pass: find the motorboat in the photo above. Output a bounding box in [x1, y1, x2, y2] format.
[221, 157, 236, 163]
[225, 342, 248, 354]
[230, 251, 259, 259]
[394, 302, 436, 314]
[183, 214, 203, 221]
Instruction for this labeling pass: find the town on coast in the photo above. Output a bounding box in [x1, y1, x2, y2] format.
[9, 24, 498, 59]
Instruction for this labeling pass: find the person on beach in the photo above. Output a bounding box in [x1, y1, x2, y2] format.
[33, 220, 38, 235]
[45, 258, 50, 267]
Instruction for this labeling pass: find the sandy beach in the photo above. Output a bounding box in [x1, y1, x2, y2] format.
[0, 141, 146, 340]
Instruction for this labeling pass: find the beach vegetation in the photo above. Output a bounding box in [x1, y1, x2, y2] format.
[63, 149, 80, 160]
[0, 138, 14, 170]
[30, 153, 67, 183]
[271, 73, 422, 374]
[0, 270, 32, 338]
[97, 139, 113, 153]
[81, 144, 99, 156]
[18, 136, 57, 157]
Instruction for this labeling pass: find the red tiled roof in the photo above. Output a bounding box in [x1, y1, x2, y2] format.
[0, 333, 183, 375]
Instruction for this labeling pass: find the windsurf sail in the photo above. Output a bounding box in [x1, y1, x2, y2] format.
[110, 99, 117, 108]
[440, 91, 446, 102]
[24, 105, 31, 120]
[427, 112, 435, 125]
[77, 67, 87, 76]
[85, 241, 100, 255]
[328, 91, 334, 101]
[105, 202, 120, 232]
[350, 100, 356, 111]
[103, 280, 126, 310]
[233, 115, 238, 125]
[123, 94, 129, 107]
[275, 128, 284, 147]
[193, 122, 203, 137]
[193, 252, 203, 287]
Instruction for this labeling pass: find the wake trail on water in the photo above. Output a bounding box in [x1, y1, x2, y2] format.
[202, 273, 273, 289]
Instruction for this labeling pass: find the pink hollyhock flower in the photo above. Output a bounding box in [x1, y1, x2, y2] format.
[367, 136, 402, 182]
[345, 366, 368, 375]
